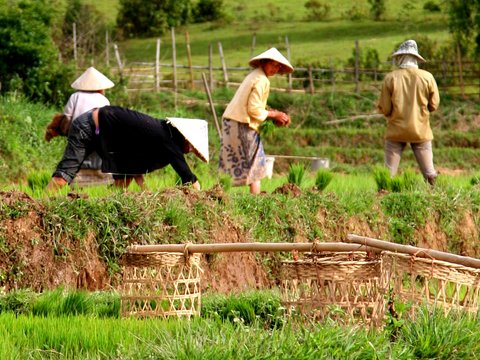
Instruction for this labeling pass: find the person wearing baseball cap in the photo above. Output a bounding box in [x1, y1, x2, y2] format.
[46, 106, 208, 191]
[377, 40, 440, 185]
[219, 47, 294, 194]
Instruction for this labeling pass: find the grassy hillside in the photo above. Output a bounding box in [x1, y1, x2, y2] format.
[86, 0, 449, 67]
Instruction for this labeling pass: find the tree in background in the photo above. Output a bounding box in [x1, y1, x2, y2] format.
[116, 0, 191, 38]
[192, 0, 226, 23]
[61, 0, 109, 65]
[446, 0, 479, 56]
[0, 0, 73, 105]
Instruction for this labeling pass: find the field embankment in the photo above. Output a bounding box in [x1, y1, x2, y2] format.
[1, 183, 479, 292]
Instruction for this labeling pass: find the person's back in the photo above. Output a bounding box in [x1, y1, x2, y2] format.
[64, 91, 110, 122]
[379, 67, 439, 143]
[377, 39, 440, 185]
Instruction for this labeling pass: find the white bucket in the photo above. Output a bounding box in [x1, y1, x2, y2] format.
[265, 156, 275, 179]
[310, 158, 329, 171]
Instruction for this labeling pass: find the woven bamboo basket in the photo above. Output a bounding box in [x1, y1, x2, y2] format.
[120, 251, 202, 318]
[281, 252, 386, 326]
[383, 251, 480, 316]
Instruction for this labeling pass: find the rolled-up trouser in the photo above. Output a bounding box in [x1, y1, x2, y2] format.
[384, 140, 437, 180]
[52, 111, 96, 184]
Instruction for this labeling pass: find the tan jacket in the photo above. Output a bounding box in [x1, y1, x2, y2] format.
[378, 68, 440, 142]
[222, 67, 270, 131]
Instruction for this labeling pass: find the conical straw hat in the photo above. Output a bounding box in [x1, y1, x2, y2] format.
[71, 67, 115, 91]
[391, 40, 426, 62]
[248, 47, 294, 74]
[167, 118, 209, 163]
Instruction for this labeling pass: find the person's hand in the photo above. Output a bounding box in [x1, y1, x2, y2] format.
[268, 110, 291, 127]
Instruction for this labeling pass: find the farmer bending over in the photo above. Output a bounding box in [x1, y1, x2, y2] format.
[46, 106, 208, 191]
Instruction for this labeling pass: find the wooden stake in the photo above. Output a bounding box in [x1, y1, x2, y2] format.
[202, 72, 221, 138]
[171, 27, 177, 108]
[456, 42, 465, 98]
[250, 32, 256, 58]
[155, 38, 161, 92]
[285, 35, 292, 92]
[113, 44, 123, 78]
[354, 40, 359, 93]
[208, 43, 213, 90]
[73, 22, 77, 66]
[105, 30, 109, 67]
[308, 65, 314, 94]
[218, 42, 228, 87]
[185, 31, 194, 89]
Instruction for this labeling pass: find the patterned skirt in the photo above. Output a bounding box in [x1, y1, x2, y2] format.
[218, 119, 266, 186]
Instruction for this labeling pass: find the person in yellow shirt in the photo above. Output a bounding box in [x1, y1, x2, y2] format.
[377, 39, 440, 185]
[219, 48, 293, 194]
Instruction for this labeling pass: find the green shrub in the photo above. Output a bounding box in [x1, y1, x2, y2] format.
[287, 163, 306, 186]
[423, 1, 441, 12]
[304, 0, 331, 21]
[315, 169, 333, 191]
[0, 0, 73, 104]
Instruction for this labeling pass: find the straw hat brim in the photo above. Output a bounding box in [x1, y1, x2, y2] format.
[71, 67, 115, 91]
[167, 118, 209, 163]
[249, 48, 294, 74]
[391, 51, 426, 63]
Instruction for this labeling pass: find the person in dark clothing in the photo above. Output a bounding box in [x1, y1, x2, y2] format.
[46, 106, 209, 191]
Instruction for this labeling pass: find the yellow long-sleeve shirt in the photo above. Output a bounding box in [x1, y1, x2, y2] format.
[377, 68, 440, 142]
[222, 67, 270, 131]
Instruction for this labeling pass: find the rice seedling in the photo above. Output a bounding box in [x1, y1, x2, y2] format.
[314, 169, 333, 191]
[373, 166, 391, 192]
[287, 163, 306, 186]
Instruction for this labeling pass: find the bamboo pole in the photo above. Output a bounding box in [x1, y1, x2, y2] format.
[202, 72, 221, 138]
[127, 242, 373, 254]
[266, 154, 327, 161]
[346, 234, 480, 269]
